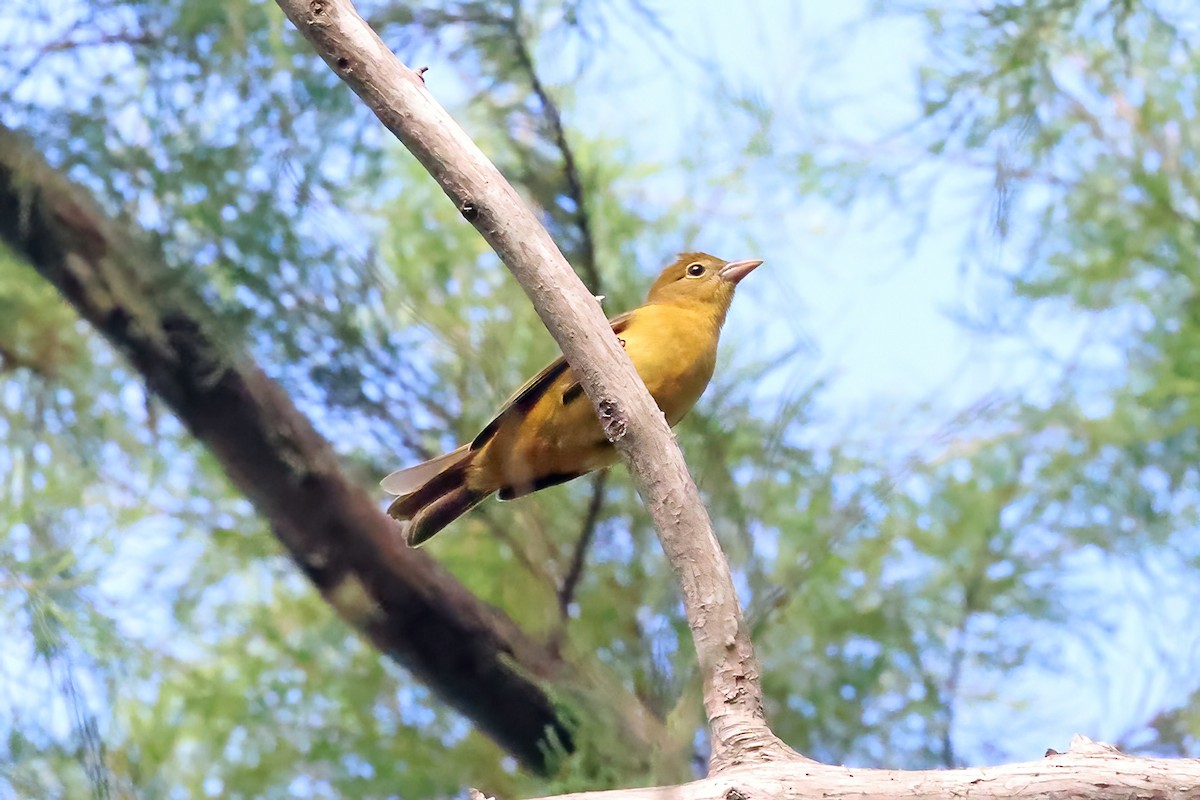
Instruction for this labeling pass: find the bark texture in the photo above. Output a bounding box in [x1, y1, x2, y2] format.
[0, 122, 578, 772]
[273, 0, 792, 771]
[523, 737, 1200, 800]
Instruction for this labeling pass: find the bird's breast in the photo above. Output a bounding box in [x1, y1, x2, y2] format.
[623, 304, 720, 425]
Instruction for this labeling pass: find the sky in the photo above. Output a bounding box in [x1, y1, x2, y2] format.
[546, 0, 1075, 429]
[545, 0, 1198, 764]
[3, 0, 1197, 784]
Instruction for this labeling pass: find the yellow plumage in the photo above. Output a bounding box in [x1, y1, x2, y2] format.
[382, 251, 762, 546]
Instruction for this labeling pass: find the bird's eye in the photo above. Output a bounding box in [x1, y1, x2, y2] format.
[686, 263, 706, 277]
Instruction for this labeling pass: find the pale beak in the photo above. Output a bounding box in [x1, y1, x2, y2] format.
[718, 258, 763, 284]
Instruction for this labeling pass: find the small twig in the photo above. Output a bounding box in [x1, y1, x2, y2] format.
[41, 30, 156, 54]
[940, 635, 965, 768]
[480, 512, 559, 590]
[506, 2, 602, 295]
[557, 470, 608, 621]
[8, 28, 155, 91]
[0, 342, 47, 376]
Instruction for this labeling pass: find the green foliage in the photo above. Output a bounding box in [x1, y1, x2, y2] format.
[871, 0, 1200, 756]
[4, 0, 1200, 797]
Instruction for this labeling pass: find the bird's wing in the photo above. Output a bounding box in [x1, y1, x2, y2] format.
[470, 311, 634, 451]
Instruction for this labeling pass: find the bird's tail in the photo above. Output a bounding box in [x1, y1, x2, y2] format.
[382, 445, 491, 547]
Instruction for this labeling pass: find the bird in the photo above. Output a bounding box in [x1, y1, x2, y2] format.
[381, 252, 762, 546]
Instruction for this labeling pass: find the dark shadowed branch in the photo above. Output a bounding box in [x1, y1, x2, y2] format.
[0, 121, 663, 774]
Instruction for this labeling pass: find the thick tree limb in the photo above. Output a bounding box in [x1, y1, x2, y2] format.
[273, 0, 794, 771]
[0, 122, 576, 773]
[521, 736, 1200, 800]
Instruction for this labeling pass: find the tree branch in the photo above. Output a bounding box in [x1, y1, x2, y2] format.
[557, 471, 608, 625]
[0, 121, 598, 774]
[520, 736, 1199, 800]
[273, 0, 795, 771]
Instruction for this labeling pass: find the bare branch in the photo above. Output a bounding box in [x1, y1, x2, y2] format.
[557, 471, 608, 624]
[272, 0, 794, 770]
[524, 736, 1198, 800]
[0, 121, 574, 773]
[6, 25, 155, 92]
[506, 1, 602, 294]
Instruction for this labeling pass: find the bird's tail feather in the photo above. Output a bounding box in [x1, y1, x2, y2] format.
[384, 448, 490, 546]
[404, 484, 491, 547]
[381, 444, 470, 496]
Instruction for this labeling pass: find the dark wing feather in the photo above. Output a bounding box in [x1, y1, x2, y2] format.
[471, 311, 634, 451]
[560, 381, 586, 406]
[470, 357, 570, 450]
[559, 313, 633, 407]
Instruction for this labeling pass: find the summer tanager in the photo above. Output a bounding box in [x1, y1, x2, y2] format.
[382, 252, 762, 546]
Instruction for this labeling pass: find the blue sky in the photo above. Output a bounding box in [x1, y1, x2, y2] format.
[545, 0, 1198, 763]
[560, 0, 1016, 413]
[3, 0, 1196, 783]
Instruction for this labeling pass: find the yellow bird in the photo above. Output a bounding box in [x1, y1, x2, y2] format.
[382, 252, 762, 546]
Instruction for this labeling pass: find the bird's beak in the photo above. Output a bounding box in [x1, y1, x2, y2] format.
[718, 258, 763, 284]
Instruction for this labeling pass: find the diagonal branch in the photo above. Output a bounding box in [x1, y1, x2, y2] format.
[0, 122, 579, 773]
[273, 0, 797, 772]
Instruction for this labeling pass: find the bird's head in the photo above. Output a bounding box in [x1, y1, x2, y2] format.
[645, 252, 763, 314]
